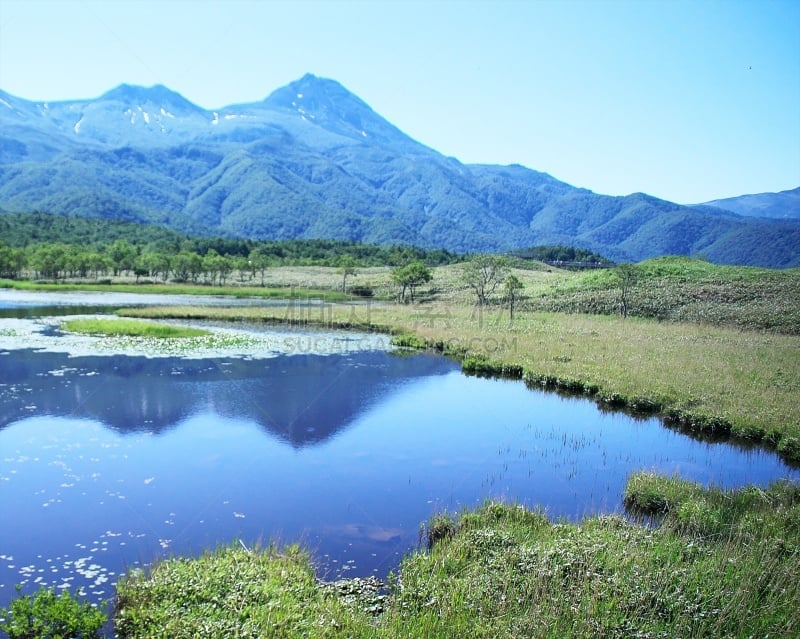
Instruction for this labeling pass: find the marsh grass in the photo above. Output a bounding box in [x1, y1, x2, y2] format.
[524, 256, 800, 334]
[624, 471, 800, 538]
[114, 543, 376, 639]
[113, 480, 800, 639]
[62, 318, 210, 339]
[386, 494, 800, 639]
[0, 278, 351, 302]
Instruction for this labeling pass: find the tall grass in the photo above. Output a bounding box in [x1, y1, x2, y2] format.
[524, 256, 800, 334]
[385, 489, 800, 639]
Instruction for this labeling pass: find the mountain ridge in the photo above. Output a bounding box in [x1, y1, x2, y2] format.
[699, 187, 800, 220]
[1, 75, 798, 267]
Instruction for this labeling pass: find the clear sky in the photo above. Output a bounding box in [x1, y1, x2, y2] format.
[0, 0, 798, 203]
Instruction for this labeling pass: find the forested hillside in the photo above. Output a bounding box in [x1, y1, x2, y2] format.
[2, 75, 798, 267]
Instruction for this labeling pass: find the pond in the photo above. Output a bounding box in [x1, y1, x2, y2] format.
[1, 291, 798, 611]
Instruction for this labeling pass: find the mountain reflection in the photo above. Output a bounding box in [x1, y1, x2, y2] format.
[0, 349, 457, 447]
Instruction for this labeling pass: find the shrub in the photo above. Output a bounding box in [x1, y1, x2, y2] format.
[0, 586, 106, 639]
[348, 285, 374, 298]
[777, 436, 800, 465]
[391, 333, 428, 349]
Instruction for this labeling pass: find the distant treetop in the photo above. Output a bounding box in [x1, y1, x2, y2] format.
[510, 245, 613, 266]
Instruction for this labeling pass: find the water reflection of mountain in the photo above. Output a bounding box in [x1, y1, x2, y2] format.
[0, 349, 457, 447]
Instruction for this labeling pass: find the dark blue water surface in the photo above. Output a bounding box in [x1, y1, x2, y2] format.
[1, 298, 798, 612]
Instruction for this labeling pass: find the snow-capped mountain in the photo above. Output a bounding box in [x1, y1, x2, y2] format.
[0, 75, 797, 266]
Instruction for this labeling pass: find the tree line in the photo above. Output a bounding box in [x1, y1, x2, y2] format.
[0, 237, 459, 286]
[0, 213, 457, 284]
[510, 244, 612, 266]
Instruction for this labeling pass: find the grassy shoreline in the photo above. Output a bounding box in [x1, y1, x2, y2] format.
[110, 476, 800, 639]
[0, 278, 352, 302]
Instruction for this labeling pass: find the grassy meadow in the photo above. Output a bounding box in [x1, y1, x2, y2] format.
[2, 255, 799, 637]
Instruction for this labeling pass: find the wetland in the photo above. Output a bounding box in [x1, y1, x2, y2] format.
[1, 289, 798, 619]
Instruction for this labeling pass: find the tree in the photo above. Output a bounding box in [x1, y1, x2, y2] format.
[202, 249, 232, 286]
[136, 252, 171, 282]
[249, 246, 272, 286]
[614, 263, 640, 318]
[503, 274, 524, 321]
[87, 252, 111, 279]
[107, 240, 137, 276]
[338, 254, 358, 293]
[233, 256, 252, 283]
[29, 243, 68, 279]
[462, 254, 509, 305]
[171, 251, 202, 282]
[391, 261, 433, 303]
[0, 244, 26, 279]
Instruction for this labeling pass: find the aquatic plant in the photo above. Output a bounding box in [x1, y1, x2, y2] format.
[61, 318, 210, 339]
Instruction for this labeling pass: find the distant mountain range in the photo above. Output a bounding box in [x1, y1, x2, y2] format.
[698, 188, 800, 220]
[1, 74, 798, 267]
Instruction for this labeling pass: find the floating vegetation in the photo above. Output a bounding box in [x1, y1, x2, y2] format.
[0, 315, 390, 359]
[61, 318, 210, 339]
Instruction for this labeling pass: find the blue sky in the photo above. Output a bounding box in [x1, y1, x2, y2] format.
[0, 0, 797, 203]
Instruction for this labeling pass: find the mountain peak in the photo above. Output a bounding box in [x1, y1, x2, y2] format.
[295, 72, 343, 90]
[263, 74, 366, 112]
[100, 84, 204, 115]
[261, 74, 421, 149]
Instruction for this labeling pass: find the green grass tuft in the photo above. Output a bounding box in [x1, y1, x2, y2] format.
[62, 318, 210, 339]
[114, 543, 376, 638]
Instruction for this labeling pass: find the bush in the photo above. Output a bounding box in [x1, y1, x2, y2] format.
[0, 586, 106, 639]
[777, 436, 800, 465]
[348, 285, 374, 298]
[391, 333, 428, 349]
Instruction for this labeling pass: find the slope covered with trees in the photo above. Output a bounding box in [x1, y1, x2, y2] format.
[2, 76, 797, 267]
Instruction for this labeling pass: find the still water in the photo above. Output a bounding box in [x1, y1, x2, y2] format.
[1, 293, 798, 610]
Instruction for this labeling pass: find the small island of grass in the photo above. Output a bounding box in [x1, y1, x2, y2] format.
[61, 318, 210, 339]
